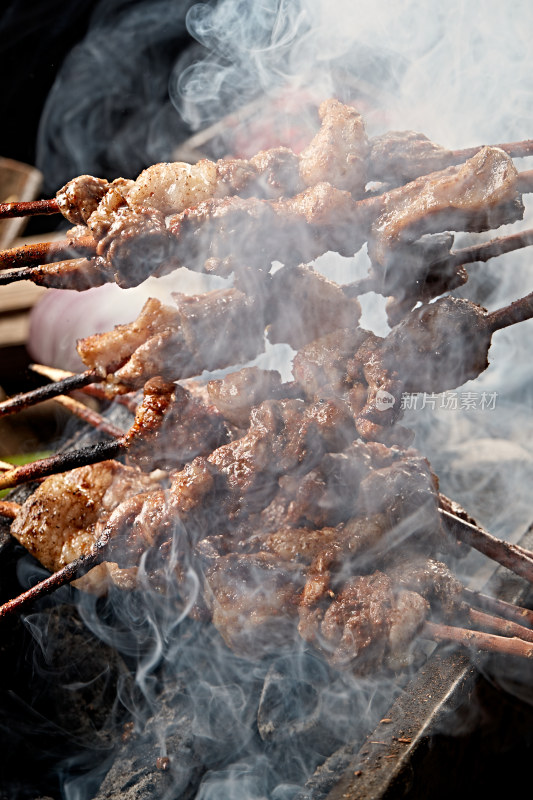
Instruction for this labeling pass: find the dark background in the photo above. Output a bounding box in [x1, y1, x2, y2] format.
[0, 0, 198, 201]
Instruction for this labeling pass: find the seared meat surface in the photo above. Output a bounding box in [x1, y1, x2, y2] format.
[10, 461, 159, 593]
[368, 146, 523, 280]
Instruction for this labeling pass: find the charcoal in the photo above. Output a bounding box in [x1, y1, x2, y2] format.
[93, 684, 204, 800]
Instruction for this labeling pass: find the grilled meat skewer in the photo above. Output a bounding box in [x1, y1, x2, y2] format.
[2, 96, 532, 223]
[4, 472, 533, 667]
[1, 146, 530, 290]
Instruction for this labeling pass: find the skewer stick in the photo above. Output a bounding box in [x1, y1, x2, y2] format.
[0, 440, 125, 491]
[440, 508, 533, 583]
[52, 395, 124, 438]
[0, 500, 20, 519]
[451, 139, 533, 162]
[423, 620, 533, 658]
[516, 169, 533, 194]
[0, 370, 102, 418]
[29, 364, 140, 412]
[466, 607, 533, 643]
[0, 543, 108, 620]
[0, 259, 109, 290]
[447, 228, 533, 269]
[0, 198, 60, 220]
[344, 227, 533, 298]
[0, 235, 96, 270]
[463, 587, 533, 628]
[487, 290, 533, 332]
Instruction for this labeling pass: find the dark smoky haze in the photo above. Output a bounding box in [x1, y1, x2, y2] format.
[1, 0, 533, 798]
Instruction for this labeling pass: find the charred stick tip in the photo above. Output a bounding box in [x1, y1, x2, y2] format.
[0, 547, 104, 621]
[0, 370, 102, 418]
[0, 439, 126, 491]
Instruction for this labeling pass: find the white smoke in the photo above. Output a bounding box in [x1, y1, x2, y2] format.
[23, 1, 533, 797]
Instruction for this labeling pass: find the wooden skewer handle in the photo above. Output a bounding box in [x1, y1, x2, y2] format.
[0, 369, 100, 418]
[424, 621, 533, 658]
[487, 290, 533, 333]
[0, 549, 102, 620]
[0, 439, 125, 491]
[0, 198, 60, 220]
[440, 508, 533, 583]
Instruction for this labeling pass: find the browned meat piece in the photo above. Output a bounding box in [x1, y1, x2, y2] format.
[126, 160, 218, 215]
[123, 377, 227, 471]
[279, 443, 396, 528]
[249, 147, 303, 198]
[77, 296, 182, 379]
[293, 327, 369, 398]
[299, 99, 369, 196]
[171, 288, 265, 375]
[207, 367, 283, 428]
[259, 514, 390, 570]
[215, 148, 303, 200]
[167, 183, 370, 277]
[267, 264, 361, 350]
[169, 195, 286, 274]
[298, 570, 428, 671]
[356, 452, 443, 541]
[9, 461, 158, 594]
[96, 206, 174, 288]
[214, 157, 258, 196]
[347, 333, 407, 443]
[77, 288, 265, 390]
[369, 131, 455, 186]
[55, 175, 111, 225]
[383, 295, 493, 393]
[203, 552, 302, 659]
[86, 177, 135, 239]
[293, 327, 407, 445]
[385, 555, 464, 620]
[170, 397, 355, 525]
[368, 147, 524, 275]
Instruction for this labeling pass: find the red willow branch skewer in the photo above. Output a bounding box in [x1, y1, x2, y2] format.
[463, 588, 533, 628]
[0, 539, 109, 621]
[486, 289, 533, 332]
[423, 621, 533, 658]
[0, 234, 96, 270]
[450, 139, 533, 162]
[29, 364, 140, 412]
[0, 198, 60, 220]
[466, 608, 533, 643]
[440, 509, 533, 584]
[0, 137, 531, 222]
[0, 369, 102, 418]
[52, 395, 125, 438]
[0, 440, 126, 491]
